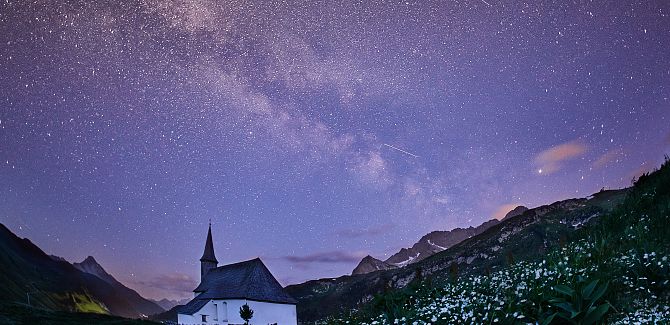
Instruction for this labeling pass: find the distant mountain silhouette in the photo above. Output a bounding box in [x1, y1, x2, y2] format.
[0, 223, 163, 318]
[502, 205, 529, 220]
[149, 297, 190, 311]
[352, 255, 397, 275]
[352, 219, 500, 275]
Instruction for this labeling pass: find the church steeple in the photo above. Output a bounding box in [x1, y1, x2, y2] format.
[200, 221, 218, 280]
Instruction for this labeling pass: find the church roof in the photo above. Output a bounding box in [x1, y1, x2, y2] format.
[200, 225, 217, 263]
[179, 298, 209, 315]
[180, 258, 297, 315]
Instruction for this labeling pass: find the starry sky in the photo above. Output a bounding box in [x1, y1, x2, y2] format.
[1, 0, 669, 300]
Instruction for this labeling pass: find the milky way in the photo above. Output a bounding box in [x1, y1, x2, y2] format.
[1, 0, 669, 299]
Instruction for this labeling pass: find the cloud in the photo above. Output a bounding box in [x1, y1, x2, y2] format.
[281, 250, 367, 269]
[131, 272, 199, 300]
[592, 149, 624, 169]
[336, 223, 394, 238]
[534, 141, 587, 175]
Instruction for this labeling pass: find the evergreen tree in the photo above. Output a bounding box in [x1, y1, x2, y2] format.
[239, 303, 254, 325]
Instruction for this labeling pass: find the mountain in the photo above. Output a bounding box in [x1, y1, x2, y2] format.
[384, 219, 500, 266]
[73, 256, 118, 285]
[352, 219, 500, 275]
[351, 256, 397, 275]
[49, 254, 68, 262]
[287, 188, 629, 322]
[150, 298, 190, 311]
[73, 256, 164, 317]
[501, 205, 529, 220]
[148, 304, 183, 322]
[0, 223, 163, 319]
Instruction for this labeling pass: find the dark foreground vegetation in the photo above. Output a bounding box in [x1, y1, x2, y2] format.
[0, 303, 157, 325]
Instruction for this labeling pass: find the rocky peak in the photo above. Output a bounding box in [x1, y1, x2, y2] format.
[351, 255, 397, 275]
[73, 256, 117, 285]
[384, 218, 500, 266]
[502, 206, 529, 221]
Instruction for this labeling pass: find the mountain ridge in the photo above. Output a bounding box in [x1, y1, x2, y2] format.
[352, 255, 397, 275]
[149, 298, 190, 311]
[502, 205, 529, 220]
[352, 218, 501, 275]
[0, 223, 164, 318]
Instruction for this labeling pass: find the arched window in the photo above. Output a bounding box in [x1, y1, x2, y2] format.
[220, 302, 228, 321]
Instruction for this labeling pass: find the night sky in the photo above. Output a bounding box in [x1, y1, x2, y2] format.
[1, 0, 669, 300]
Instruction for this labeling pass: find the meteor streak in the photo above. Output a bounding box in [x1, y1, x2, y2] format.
[382, 143, 419, 158]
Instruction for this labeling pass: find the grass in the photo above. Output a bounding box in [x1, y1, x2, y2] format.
[66, 293, 109, 314]
[0, 303, 158, 325]
[323, 158, 670, 324]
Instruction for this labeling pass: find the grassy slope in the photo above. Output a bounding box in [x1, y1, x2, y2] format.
[326, 159, 670, 324]
[0, 303, 157, 325]
[0, 226, 107, 314]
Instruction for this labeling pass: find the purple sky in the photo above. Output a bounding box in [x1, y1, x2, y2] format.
[1, 0, 669, 300]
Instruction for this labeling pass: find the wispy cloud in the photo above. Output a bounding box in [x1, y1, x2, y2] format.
[534, 141, 587, 175]
[336, 223, 394, 238]
[592, 149, 624, 169]
[281, 250, 367, 269]
[131, 272, 198, 300]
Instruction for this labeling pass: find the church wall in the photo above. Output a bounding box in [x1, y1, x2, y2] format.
[177, 300, 223, 325]
[178, 299, 296, 325]
[225, 299, 297, 325]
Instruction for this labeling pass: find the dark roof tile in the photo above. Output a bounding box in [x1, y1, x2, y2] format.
[178, 298, 209, 315]
[191, 258, 297, 305]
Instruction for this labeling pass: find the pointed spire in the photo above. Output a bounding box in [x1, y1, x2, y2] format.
[200, 223, 218, 263]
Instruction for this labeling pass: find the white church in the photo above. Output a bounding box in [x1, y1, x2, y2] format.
[177, 225, 298, 325]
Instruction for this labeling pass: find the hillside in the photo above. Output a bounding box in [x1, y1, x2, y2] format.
[0, 303, 158, 325]
[321, 159, 670, 324]
[286, 187, 630, 322]
[0, 224, 163, 319]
